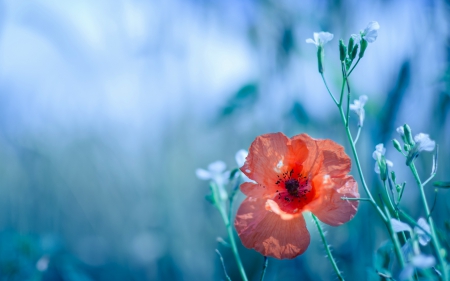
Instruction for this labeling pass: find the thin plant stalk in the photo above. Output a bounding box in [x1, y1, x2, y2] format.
[312, 213, 345, 281]
[218, 206, 248, 281]
[410, 163, 448, 281]
[216, 249, 232, 281]
[260, 256, 268, 281]
[383, 205, 406, 269]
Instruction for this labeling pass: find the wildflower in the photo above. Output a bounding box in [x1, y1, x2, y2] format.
[196, 161, 230, 200]
[349, 95, 368, 127]
[361, 21, 380, 43]
[306, 32, 334, 73]
[391, 218, 435, 280]
[406, 133, 436, 166]
[234, 133, 359, 259]
[305, 32, 334, 47]
[372, 144, 393, 176]
[352, 21, 380, 43]
[414, 217, 431, 246]
[352, 21, 380, 58]
[414, 133, 435, 152]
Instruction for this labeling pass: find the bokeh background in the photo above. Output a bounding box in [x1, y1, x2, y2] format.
[0, 0, 449, 280]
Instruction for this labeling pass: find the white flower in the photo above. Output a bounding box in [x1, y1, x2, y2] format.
[411, 254, 436, 269]
[196, 161, 230, 200]
[414, 218, 431, 246]
[401, 254, 436, 281]
[196, 160, 230, 186]
[390, 218, 412, 233]
[372, 144, 393, 174]
[396, 125, 404, 136]
[306, 32, 334, 47]
[352, 21, 380, 43]
[349, 95, 368, 127]
[414, 133, 435, 152]
[362, 21, 380, 43]
[235, 149, 248, 168]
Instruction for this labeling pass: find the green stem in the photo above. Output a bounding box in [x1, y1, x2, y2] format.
[347, 58, 361, 77]
[220, 210, 248, 281]
[343, 66, 351, 126]
[354, 127, 362, 144]
[312, 214, 345, 281]
[321, 75, 387, 223]
[259, 257, 268, 281]
[410, 163, 448, 281]
[383, 205, 406, 269]
[341, 111, 387, 223]
[321, 73, 338, 106]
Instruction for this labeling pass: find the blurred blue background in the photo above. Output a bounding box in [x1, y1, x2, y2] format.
[0, 0, 449, 280]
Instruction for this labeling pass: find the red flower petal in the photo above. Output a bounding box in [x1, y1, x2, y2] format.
[292, 134, 351, 178]
[234, 197, 310, 259]
[241, 133, 308, 196]
[306, 175, 359, 226]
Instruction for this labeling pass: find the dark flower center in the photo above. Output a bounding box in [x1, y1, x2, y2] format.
[285, 179, 300, 196]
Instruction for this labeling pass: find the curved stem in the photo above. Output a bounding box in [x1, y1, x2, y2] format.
[383, 205, 406, 268]
[320, 74, 387, 223]
[340, 107, 387, 223]
[410, 163, 448, 281]
[216, 249, 232, 281]
[321, 73, 338, 106]
[221, 211, 248, 281]
[312, 214, 345, 281]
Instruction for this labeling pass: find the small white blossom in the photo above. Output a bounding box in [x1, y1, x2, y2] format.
[349, 95, 368, 127]
[352, 21, 380, 43]
[414, 218, 431, 246]
[390, 218, 412, 233]
[372, 144, 393, 174]
[196, 161, 230, 185]
[414, 133, 435, 152]
[411, 254, 436, 269]
[362, 21, 380, 43]
[396, 125, 404, 136]
[306, 32, 334, 47]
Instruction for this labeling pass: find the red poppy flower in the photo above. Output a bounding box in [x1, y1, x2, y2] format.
[234, 132, 359, 259]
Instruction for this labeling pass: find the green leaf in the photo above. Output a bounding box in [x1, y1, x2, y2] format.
[433, 181, 450, 188]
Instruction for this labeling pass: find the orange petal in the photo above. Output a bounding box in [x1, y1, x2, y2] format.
[240, 182, 268, 198]
[291, 134, 321, 175]
[241, 133, 291, 194]
[316, 139, 351, 178]
[285, 138, 309, 170]
[291, 134, 351, 178]
[234, 197, 310, 259]
[306, 175, 359, 226]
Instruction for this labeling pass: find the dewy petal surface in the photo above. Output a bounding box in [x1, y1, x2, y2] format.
[235, 197, 310, 259]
